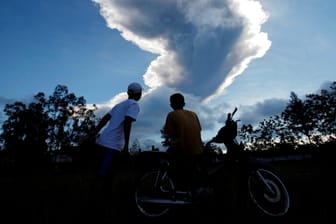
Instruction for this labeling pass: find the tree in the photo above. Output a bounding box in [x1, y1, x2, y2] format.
[1, 102, 29, 154]
[45, 85, 97, 150]
[0, 85, 98, 158]
[239, 81, 336, 150]
[256, 118, 278, 150]
[305, 82, 336, 141]
[0, 98, 50, 171]
[281, 92, 315, 144]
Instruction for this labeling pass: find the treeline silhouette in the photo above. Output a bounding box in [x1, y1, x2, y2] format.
[0, 85, 98, 174]
[0, 82, 335, 174]
[239, 82, 336, 152]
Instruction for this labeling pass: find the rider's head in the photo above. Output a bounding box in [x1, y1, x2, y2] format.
[170, 93, 185, 110]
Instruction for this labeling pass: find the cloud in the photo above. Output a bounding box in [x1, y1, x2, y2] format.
[92, 0, 271, 102]
[91, 0, 272, 149]
[238, 98, 288, 126]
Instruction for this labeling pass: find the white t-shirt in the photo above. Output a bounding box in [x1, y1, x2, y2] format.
[96, 98, 140, 151]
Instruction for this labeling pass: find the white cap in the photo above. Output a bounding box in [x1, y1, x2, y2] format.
[127, 82, 142, 94]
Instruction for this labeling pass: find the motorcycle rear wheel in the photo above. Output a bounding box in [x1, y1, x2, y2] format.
[247, 168, 290, 216]
[135, 171, 174, 218]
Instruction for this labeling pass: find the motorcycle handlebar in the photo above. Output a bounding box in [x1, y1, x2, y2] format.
[227, 107, 238, 122]
[232, 107, 237, 118]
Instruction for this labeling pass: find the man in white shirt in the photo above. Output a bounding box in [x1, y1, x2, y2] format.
[93, 82, 142, 177]
[87, 82, 142, 222]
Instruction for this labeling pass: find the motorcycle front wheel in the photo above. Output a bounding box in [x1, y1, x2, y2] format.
[134, 171, 174, 218]
[247, 168, 290, 216]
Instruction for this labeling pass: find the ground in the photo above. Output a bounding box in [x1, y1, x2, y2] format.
[0, 153, 334, 224]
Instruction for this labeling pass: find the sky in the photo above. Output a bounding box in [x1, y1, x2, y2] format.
[0, 0, 335, 150]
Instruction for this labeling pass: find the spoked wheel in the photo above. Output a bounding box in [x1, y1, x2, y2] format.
[248, 168, 290, 216]
[135, 171, 174, 218]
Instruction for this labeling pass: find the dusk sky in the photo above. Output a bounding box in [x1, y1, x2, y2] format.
[1, 0, 335, 149]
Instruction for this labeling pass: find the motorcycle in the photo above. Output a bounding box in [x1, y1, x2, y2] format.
[133, 107, 290, 219]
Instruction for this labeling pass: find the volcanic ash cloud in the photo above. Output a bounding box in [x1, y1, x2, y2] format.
[93, 0, 271, 102]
